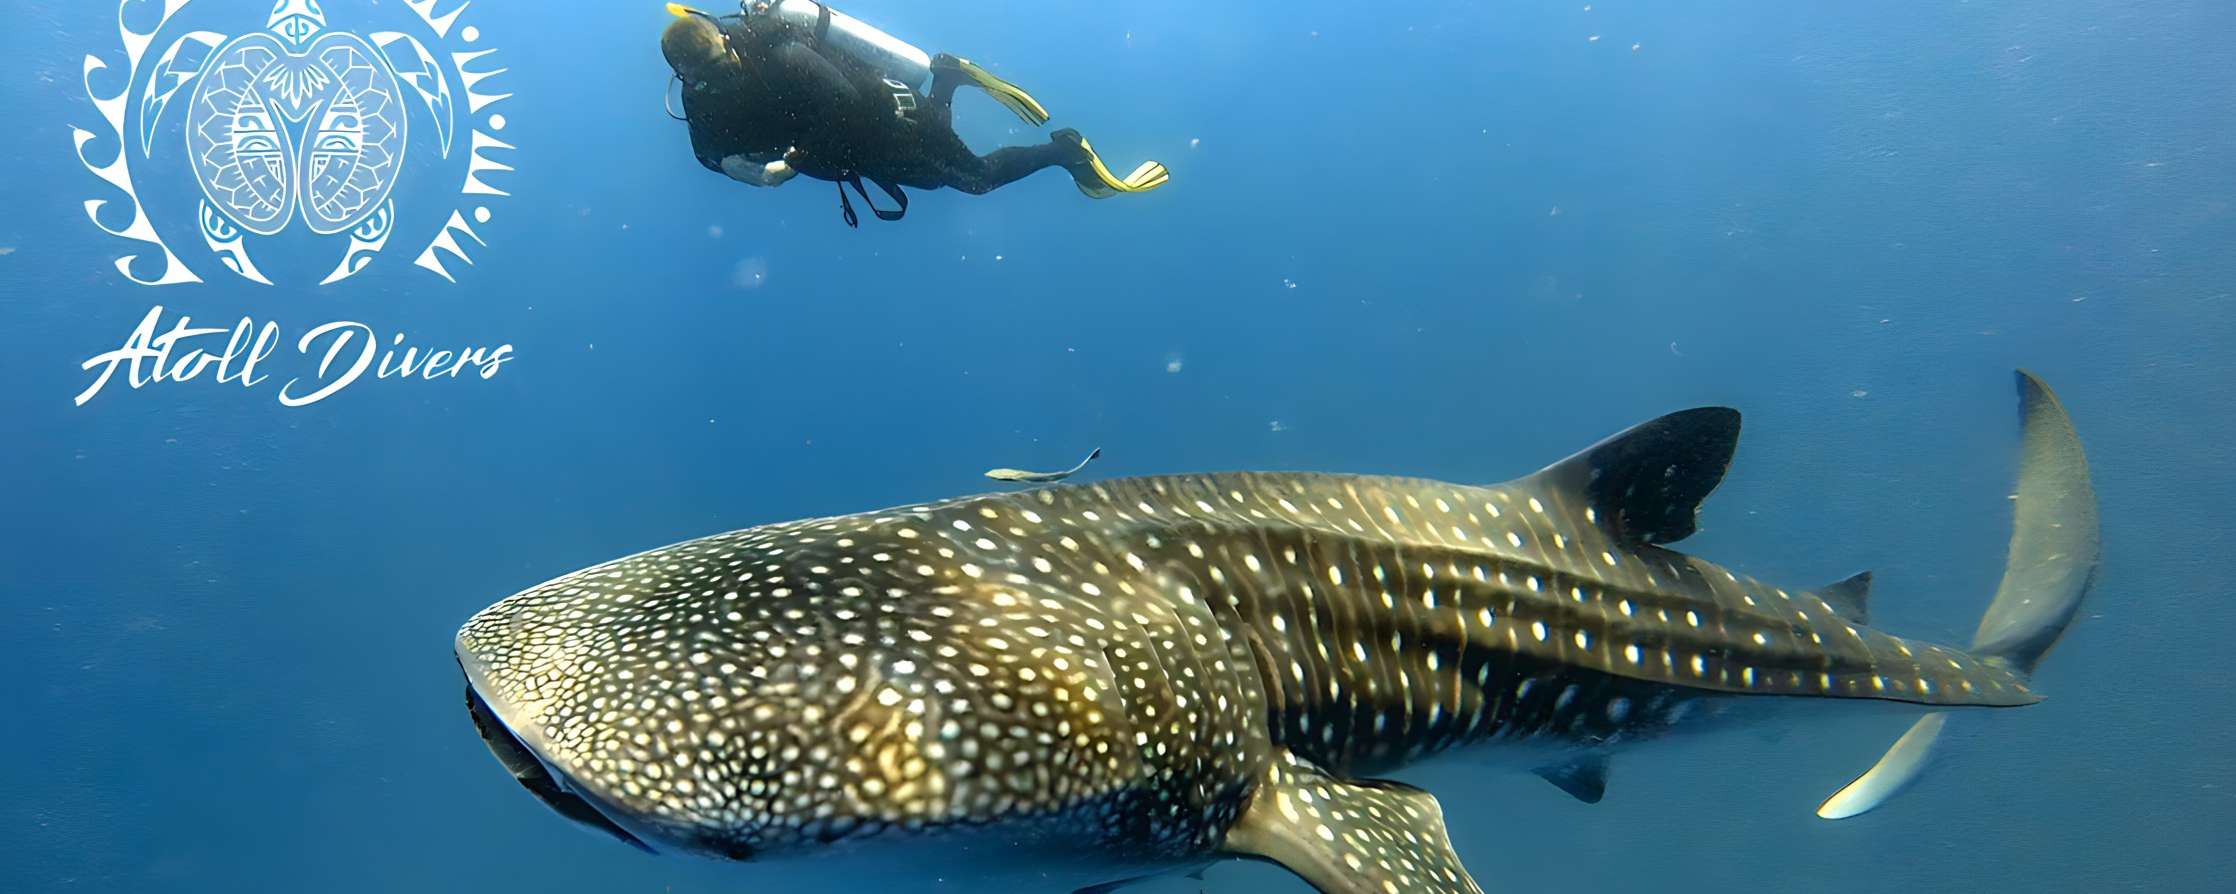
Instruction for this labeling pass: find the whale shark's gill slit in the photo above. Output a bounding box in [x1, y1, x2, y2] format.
[1179, 550, 1278, 759]
[1235, 621, 1287, 733]
[1300, 540, 1346, 715]
[1323, 537, 1371, 756]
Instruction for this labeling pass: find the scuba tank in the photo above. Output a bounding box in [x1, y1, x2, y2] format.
[760, 0, 931, 90]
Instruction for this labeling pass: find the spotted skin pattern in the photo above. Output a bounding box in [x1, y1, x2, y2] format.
[459, 414, 2052, 893]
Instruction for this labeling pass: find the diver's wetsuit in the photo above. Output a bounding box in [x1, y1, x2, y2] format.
[679, 13, 1082, 202]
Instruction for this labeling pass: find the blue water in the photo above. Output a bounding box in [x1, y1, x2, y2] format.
[3, 0, 2231, 891]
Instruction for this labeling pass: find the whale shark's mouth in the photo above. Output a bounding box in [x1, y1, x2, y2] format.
[463, 681, 655, 854]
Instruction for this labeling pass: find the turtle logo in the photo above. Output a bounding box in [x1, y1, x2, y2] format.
[75, 0, 516, 286]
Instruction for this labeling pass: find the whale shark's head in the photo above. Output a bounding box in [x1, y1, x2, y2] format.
[455, 510, 1144, 861]
[454, 544, 873, 860]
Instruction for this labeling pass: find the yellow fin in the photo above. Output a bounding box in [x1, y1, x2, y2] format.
[952, 57, 1050, 126]
[1073, 135, 1168, 196]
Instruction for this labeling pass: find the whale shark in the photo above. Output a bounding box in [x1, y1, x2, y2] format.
[457, 370, 2098, 894]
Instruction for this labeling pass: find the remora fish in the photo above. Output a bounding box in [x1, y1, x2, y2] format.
[988, 447, 1104, 484]
[457, 370, 2098, 894]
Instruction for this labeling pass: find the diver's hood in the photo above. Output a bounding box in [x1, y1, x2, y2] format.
[660, 8, 735, 77]
[463, 676, 657, 854]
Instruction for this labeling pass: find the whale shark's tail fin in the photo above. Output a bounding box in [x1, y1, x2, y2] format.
[1967, 371, 2102, 675]
[1815, 370, 2099, 820]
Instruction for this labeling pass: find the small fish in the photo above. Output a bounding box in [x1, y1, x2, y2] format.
[985, 447, 1102, 483]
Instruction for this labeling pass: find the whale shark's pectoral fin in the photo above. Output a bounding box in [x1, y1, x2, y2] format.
[1532, 753, 1609, 804]
[1521, 406, 1741, 548]
[1222, 751, 1484, 894]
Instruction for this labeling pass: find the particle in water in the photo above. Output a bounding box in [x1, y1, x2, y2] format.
[732, 256, 770, 289]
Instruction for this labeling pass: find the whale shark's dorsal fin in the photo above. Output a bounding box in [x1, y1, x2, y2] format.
[1522, 407, 1742, 548]
[1816, 571, 1874, 623]
[1224, 751, 1483, 894]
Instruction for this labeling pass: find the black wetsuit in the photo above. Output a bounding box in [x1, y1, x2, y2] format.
[679, 13, 1080, 218]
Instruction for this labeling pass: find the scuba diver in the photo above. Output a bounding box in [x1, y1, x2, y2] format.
[661, 1, 1169, 227]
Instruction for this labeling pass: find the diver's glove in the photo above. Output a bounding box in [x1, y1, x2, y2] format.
[719, 153, 799, 188]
